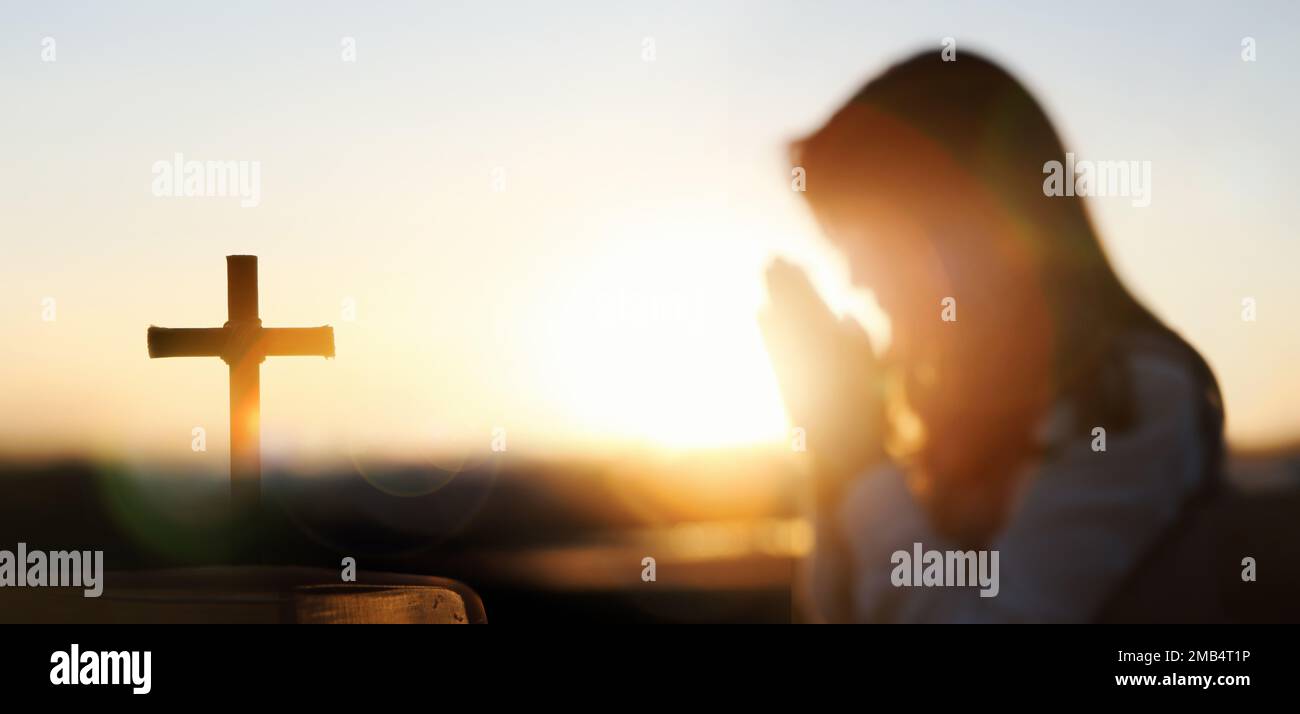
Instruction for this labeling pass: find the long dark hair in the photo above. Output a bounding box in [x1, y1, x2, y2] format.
[794, 51, 1223, 544]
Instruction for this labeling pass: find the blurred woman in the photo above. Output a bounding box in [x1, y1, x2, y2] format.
[760, 51, 1223, 622]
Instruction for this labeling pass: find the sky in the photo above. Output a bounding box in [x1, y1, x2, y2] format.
[1, 1, 1297, 469]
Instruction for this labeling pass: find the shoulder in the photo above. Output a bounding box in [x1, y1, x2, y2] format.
[1024, 330, 1215, 520]
[1113, 330, 1218, 476]
[1123, 331, 1205, 415]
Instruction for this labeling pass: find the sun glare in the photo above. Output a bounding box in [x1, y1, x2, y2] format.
[524, 217, 793, 450]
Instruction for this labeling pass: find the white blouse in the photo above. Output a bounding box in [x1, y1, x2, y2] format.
[810, 342, 1207, 622]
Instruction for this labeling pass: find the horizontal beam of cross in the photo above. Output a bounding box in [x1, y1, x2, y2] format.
[147, 325, 334, 361]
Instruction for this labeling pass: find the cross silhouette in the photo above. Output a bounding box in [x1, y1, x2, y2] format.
[147, 256, 334, 514]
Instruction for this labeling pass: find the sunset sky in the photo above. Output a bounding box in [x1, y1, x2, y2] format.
[2, 1, 1297, 469]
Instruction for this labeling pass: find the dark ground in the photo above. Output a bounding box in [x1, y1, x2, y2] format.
[0, 454, 800, 622]
[0, 451, 1297, 623]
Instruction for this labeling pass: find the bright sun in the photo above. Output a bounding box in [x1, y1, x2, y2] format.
[524, 218, 793, 450]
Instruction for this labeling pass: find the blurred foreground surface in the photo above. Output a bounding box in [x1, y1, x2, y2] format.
[0, 448, 1296, 623]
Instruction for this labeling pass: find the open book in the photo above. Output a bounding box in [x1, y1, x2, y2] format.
[0, 567, 485, 624]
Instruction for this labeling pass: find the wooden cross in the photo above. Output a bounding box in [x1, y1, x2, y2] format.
[147, 256, 334, 514]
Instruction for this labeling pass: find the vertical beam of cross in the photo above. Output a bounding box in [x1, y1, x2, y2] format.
[226, 256, 262, 513]
[147, 256, 334, 516]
